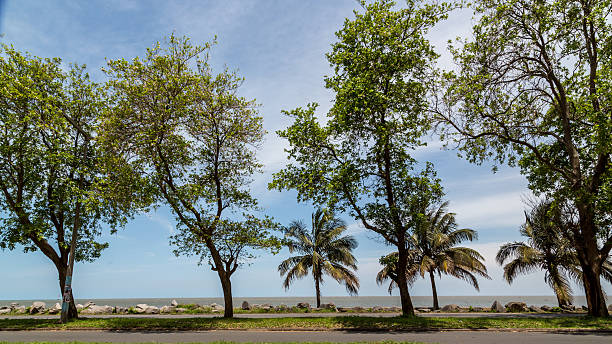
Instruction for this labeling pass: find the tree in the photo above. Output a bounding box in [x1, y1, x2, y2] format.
[377, 202, 489, 309]
[101, 35, 280, 318]
[497, 200, 612, 307]
[436, 0, 612, 316]
[0, 45, 134, 320]
[270, 0, 452, 316]
[278, 209, 359, 308]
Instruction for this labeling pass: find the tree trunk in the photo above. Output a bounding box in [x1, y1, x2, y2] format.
[219, 272, 234, 318]
[575, 208, 609, 317]
[396, 247, 415, 317]
[429, 270, 439, 310]
[315, 275, 321, 308]
[57, 265, 78, 319]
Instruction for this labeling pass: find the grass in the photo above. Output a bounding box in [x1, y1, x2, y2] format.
[0, 342, 426, 344]
[0, 315, 610, 331]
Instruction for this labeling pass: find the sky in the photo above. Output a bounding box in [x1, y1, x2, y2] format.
[0, 0, 609, 301]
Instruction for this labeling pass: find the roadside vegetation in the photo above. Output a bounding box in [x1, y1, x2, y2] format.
[0, 316, 610, 331]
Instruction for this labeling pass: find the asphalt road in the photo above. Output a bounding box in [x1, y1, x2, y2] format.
[0, 312, 585, 319]
[0, 329, 610, 343]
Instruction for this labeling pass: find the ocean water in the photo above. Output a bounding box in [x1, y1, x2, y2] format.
[0, 295, 597, 308]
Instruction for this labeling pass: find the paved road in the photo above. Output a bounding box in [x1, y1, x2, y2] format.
[0, 329, 610, 343]
[0, 312, 585, 319]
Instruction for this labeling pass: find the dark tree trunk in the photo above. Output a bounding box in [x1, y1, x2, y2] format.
[219, 272, 234, 318]
[396, 247, 415, 317]
[429, 270, 439, 310]
[575, 208, 609, 317]
[315, 276, 321, 308]
[57, 265, 78, 319]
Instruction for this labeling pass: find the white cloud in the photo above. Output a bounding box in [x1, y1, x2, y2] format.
[449, 191, 531, 229]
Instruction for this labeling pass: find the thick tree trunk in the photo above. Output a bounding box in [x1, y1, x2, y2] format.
[429, 270, 439, 310]
[57, 265, 78, 319]
[396, 247, 415, 317]
[315, 276, 321, 308]
[575, 208, 609, 317]
[219, 272, 234, 318]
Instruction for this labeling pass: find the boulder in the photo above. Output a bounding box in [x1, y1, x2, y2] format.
[48, 303, 62, 314]
[210, 303, 224, 312]
[389, 306, 402, 312]
[541, 305, 552, 312]
[337, 307, 349, 312]
[608, 304, 612, 312]
[13, 306, 26, 314]
[81, 305, 113, 314]
[441, 304, 460, 312]
[320, 303, 336, 311]
[29, 301, 46, 314]
[296, 302, 310, 309]
[372, 306, 384, 312]
[0, 308, 11, 315]
[175, 307, 187, 313]
[83, 301, 95, 309]
[471, 307, 485, 312]
[144, 306, 160, 314]
[505, 302, 528, 312]
[10, 303, 19, 310]
[131, 304, 147, 314]
[171, 299, 178, 307]
[275, 304, 288, 311]
[529, 305, 544, 313]
[260, 303, 272, 310]
[351, 306, 366, 312]
[416, 307, 431, 313]
[560, 304, 576, 311]
[160, 306, 176, 314]
[115, 306, 128, 314]
[76, 304, 84, 311]
[491, 300, 505, 313]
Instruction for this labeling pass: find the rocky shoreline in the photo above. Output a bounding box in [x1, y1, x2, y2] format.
[1, 300, 606, 315]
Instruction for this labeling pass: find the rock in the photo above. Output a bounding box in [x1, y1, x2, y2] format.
[175, 307, 187, 313]
[81, 305, 113, 314]
[10, 303, 19, 310]
[372, 306, 384, 312]
[529, 305, 544, 313]
[83, 301, 95, 309]
[441, 304, 460, 312]
[160, 306, 176, 313]
[13, 306, 26, 314]
[351, 306, 365, 312]
[471, 307, 485, 312]
[275, 304, 288, 311]
[76, 304, 84, 311]
[0, 308, 11, 314]
[491, 300, 505, 313]
[320, 303, 337, 311]
[29, 301, 46, 314]
[260, 303, 272, 310]
[505, 302, 528, 312]
[416, 307, 431, 313]
[560, 304, 575, 311]
[171, 299, 178, 307]
[541, 305, 552, 312]
[608, 304, 612, 312]
[296, 302, 310, 309]
[48, 303, 62, 314]
[115, 306, 128, 314]
[389, 306, 402, 312]
[337, 307, 349, 312]
[144, 306, 160, 314]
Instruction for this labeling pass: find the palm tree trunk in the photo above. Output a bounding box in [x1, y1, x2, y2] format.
[429, 270, 439, 310]
[315, 276, 321, 308]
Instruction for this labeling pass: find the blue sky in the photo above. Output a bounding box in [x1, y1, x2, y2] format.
[0, 0, 609, 300]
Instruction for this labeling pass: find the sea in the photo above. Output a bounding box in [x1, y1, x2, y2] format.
[0, 296, 597, 308]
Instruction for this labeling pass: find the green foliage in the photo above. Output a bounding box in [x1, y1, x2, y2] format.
[101, 34, 280, 282]
[278, 209, 360, 303]
[0, 44, 133, 269]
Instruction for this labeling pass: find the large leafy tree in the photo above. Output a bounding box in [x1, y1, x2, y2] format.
[101, 35, 280, 318]
[0, 45, 134, 320]
[437, 0, 612, 316]
[278, 209, 359, 308]
[270, 0, 451, 316]
[497, 200, 612, 307]
[377, 202, 489, 310]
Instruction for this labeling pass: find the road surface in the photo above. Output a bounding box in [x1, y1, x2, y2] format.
[0, 329, 610, 343]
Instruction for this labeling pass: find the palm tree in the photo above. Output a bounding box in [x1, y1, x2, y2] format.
[496, 200, 579, 307]
[377, 201, 489, 310]
[278, 208, 359, 308]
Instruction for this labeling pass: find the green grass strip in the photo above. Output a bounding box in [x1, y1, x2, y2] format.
[0, 316, 610, 331]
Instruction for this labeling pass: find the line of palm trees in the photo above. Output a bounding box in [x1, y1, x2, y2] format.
[279, 200, 612, 310]
[278, 204, 489, 309]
